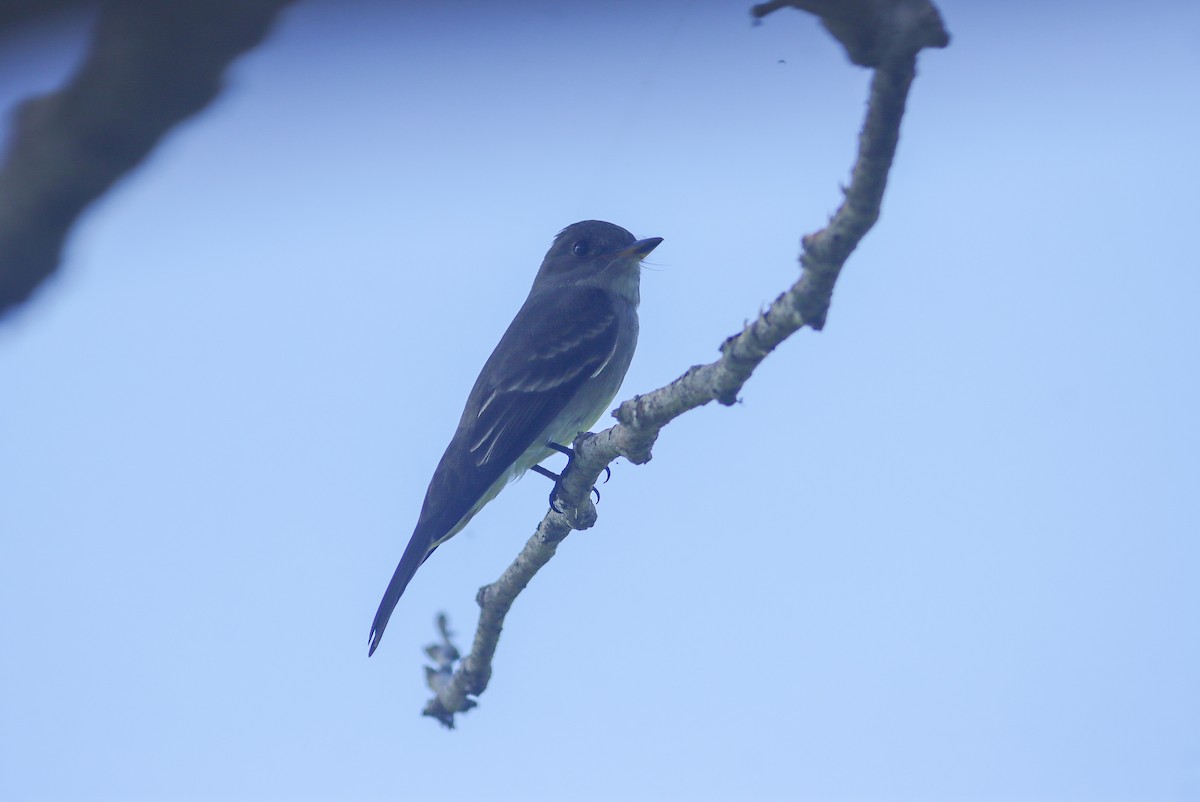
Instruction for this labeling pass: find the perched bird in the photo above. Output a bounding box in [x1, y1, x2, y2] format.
[368, 220, 662, 656]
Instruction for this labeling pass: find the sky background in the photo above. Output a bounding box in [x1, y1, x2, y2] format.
[2, 1, 1199, 800]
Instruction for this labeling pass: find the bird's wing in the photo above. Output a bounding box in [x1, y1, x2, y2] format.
[465, 284, 621, 471]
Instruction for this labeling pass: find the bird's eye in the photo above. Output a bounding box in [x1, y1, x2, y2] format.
[572, 240, 589, 257]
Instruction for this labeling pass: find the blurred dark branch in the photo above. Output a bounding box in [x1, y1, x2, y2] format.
[0, 1, 92, 33]
[0, 0, 296, 319]
[422, 0, 949, 727]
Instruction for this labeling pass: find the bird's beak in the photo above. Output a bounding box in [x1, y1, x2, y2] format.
[618, 237, 663, 259]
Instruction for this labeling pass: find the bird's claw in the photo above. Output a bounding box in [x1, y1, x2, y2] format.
[539, 441, 605, 511]
[531, 463, 565, 512]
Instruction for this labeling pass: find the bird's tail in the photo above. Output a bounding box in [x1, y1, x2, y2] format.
[368, 532, 433, 656]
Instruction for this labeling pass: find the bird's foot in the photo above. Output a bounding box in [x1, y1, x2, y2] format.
[536, 443, 604, 512]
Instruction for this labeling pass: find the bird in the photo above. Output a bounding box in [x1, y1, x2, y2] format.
[368, 220, 662, 656]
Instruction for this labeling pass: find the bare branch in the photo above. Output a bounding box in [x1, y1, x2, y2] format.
[422, 0, 951, 727]
[0, 0, 296, 319]
[423, 502, 595, 727]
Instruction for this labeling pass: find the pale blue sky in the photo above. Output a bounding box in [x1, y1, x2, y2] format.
[2, 2, 1198, 800]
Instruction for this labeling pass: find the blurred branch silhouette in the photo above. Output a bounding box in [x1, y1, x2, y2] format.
[0, 0, 295, 319]
[422, 0, 949, 728]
